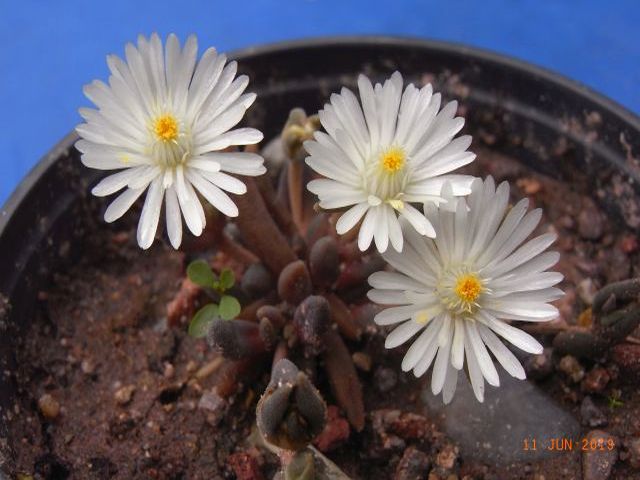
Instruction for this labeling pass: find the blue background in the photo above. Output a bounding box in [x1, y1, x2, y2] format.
[1, 0, 639, 205]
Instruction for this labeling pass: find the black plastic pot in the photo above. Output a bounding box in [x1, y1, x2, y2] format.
[1, 36, 639, 473]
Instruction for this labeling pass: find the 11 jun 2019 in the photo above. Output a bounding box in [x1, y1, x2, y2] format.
[522, 436, 616, 452]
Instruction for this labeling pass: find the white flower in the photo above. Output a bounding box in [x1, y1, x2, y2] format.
[304, 71, 475, 253]
[76, 33, 266, 249]
[367, 177, 563, 403]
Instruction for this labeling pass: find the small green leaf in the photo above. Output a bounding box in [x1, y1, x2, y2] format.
[218, 295, 241, 320]
[188, 304, 219, 337]
[219, 268, 236, 291]
[187, 259, 216, 288]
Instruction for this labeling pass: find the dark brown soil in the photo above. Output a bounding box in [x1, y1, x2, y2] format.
[4, 146, 640, 480]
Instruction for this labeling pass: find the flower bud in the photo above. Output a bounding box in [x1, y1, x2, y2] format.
[257, 359, 327, 451]
[281, 108, 321, 163]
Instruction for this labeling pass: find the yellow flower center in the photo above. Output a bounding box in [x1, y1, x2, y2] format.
[380, 147, 405, 173]
[454, 274, 482, 303]
[154, 114, 179, 142]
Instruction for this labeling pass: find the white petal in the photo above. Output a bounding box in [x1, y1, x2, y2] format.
[387, 209, 404, 252]
[357, 74, 379, 148]
[104, 187, 145, 223]
[466, 321, 500, 387]
[336, 203, 369, 234]
[199, 171, 247, 195]
[196, 152, 265, 176]
[478, 311, 543, 354]
[401, 315, 443, 371]
[477, 323, 526, 380]
[357, 207, 378, 251]
[368, 271, 424, 291]
[373, 206, 390, 253]
[165, 185, 182, 249]
[400, 203, 436, 237]
[464, 334, 486, 402]
[198, 128, 264, 151]
[374, 304, 424, 326]
[484, 233, 557, 278]
[413, 322, 443, 377]
[385, 320, 423, 349]
[137, 176, 164, 249]
[176, 165, 204, 236]
[431, 316, 453, 394]
[367, 289, 407, 305]
[92, 168, 145, 197]
[450, 317, 465, 370]
[186, 169, 239, 217]
[441, 361, 459, 404]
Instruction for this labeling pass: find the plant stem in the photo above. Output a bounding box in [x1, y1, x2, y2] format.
[288, 162, 305, 234]
[234, 178, 297, 275]
[219, 232, 260, 265]
[255, 174, 298, 238]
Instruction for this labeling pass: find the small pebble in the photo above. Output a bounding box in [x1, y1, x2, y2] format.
[352, 352, 372, 372]
[394, 446, 431, 480]
[558, 355, 585, 383]
[611, 344, 640, 378]
[578, 205, 604, 240]
[435, 443, 458, 470]
[114, 385, 136, 405]
[577, 278, 597, 306]
[163, 362, 175, 379]
[556, 288, 577, 323]
[580, 396, 607, 428]
[577, 308, 593, 327]
[198, 390, 226, 412]
[80, 359, 95, 375]
[228, 451, 264, 480]
[516, 177, 542, 195]
[38, 394, 60, 420]
[582, 430, 617, 480]
[625, 436, 640, 468]
[313, 405, 350, 452]
[602, 249, 631, 283]
[111, 231, 130, 244]
[557, 215, 575, 230]
[582, 367, 610, 393]
[575, 258, 600, 277]
[374, 367, 398, 393]
[524, 348, 554, 381]
[620, 234, 638, 254]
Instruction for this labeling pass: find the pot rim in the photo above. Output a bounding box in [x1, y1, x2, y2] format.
[2, 34, 639, 239]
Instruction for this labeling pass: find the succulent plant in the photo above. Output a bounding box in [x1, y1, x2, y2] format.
[553, 278, 640, 359]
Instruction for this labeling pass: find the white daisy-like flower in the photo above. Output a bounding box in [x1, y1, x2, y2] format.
[367, 177, 563, 403]
[76, 33, 266, 249]
[304, 71, 476, 253]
